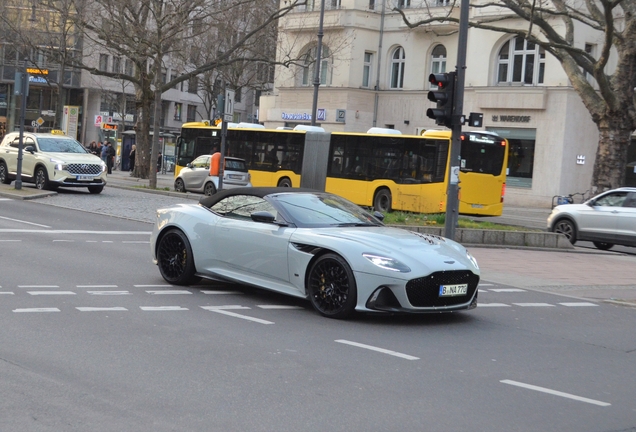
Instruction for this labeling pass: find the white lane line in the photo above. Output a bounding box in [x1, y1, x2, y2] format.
[53, 240, 74, 242]
[479, 283, 494, 286]
[559, 302, 598, 307]
[500, 380, 611, 407]
[490, 288, 526, 292]
[134, 284, 173, 288]
[0, 229, 151, 234]
[140, 306, 188, 311]
[335, 339, 419, 361]
[77, 285, 119, 288]
[28, 291, 76, 296]
[201, 306, 274, 324]
[77, 307, 128, 312]
[146, 290, 192, 295]
[0, 198, 11, 201]
[18, 285, 59, 288]
[0, 292, 15, 295]
[101, 241, 114, 243]
[257, 305, 304, 310]
[87, 291, 131, 296]
[86, 240, 98, 243]
[512, 303, 555, 307]
[477, 303, 510, 307]
[13, 308, 60, 313]
[0, 239, 21, 242]
[201, 290, 241, 295]
[0, 215, 51, 228]
[122, 241, 150, 244]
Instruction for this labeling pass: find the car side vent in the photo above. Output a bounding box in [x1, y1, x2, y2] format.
[291, 243, 322, 255]
[410, 231, 446, 245]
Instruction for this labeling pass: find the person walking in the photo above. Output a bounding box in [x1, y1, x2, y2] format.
[157, 151, 162, 173]
[106, 142, 116, 174]
[129, 144, 136, 173]
[100, 141, 109, 165]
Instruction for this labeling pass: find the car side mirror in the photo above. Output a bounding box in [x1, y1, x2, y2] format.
[586, 201, 594, 207]
[186, 163, 192, 168]
[25, 145, 35, 154]
[373, 211, 385, 221]
[250, 211, 276, 223]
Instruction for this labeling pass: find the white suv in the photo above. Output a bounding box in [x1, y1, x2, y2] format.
[0, 131, 107, 194]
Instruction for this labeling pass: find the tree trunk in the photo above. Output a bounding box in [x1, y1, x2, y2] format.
[132, 83, 153, 180]
[590, 115, 632, 194]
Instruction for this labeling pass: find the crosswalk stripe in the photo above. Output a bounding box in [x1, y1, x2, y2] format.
[77, 307, 128, 312]
[512, 303, 555, 307]
[28, 291, 76, 296]
[477, 303, 510, 307]
[87, 291, 131, 295]
[13, 308, 60, 313]
[146, 290, 192, 295]
[140, 306, 188, 311]
[559, 302, 598, 307]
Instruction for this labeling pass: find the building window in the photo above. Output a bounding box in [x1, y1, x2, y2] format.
[390, 46, 405, 89]
[174, 103, 182, 121]
[429, 45, 446, 88]
[362, 52, 373, 88]
[124, 58, 133, 76]
[99, 54, 109, 72]
[255, 90, 261, 107]
[112, 56, 121, 74]
[300, 46, 331, 87]
[369, 0, 375, 9]
[497, 37, 545, 85]
[488, 127, 536, 188]
[234, 88, 242, 103]
[186, 105, 197, 122]
[188, 76, 198, 94]
[398, 0, 411, 8]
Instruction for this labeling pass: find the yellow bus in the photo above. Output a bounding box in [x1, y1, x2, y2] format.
[175, 122, 507, 216]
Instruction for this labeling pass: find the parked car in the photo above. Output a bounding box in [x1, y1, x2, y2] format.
[150, 188, 480, 319]
[174, 155, 251, 195]
[0, 131, 107, 193]
[547, 187, 636, 250]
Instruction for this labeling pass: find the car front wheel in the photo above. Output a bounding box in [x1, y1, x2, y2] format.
[553, 219, 577, 244]
[157, 229, 201, 285]
[307, 253, 357, 319]
[174, 178, 185, 192]
[204, 182, 217, 196]
[34, 167, 51, 190]
[593, 241, 614, 251]
[0, 161, 11, 184]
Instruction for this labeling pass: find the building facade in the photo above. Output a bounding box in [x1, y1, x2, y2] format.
[260, 0, 635, 207]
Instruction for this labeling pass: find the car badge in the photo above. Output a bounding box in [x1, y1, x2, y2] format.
[81, 164, 88, 170]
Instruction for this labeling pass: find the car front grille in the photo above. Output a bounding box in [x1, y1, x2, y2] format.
[67, 163, 103, 176]
[406, 270, 479, 307]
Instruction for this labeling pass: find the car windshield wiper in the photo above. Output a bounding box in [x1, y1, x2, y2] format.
[334, 222, 380, 227]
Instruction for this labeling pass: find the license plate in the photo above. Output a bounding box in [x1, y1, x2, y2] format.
[439, 284, 468, 297]
[471, 204, 484, 208]
[77, 175, 92, 181]
[229, 174, 242, 179]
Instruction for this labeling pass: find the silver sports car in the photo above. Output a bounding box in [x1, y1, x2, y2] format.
[151, 188, 480, 319]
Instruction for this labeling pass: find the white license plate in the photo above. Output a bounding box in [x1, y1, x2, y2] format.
[77, 175, 93, 181]
[229, 174, 242, 179]
[439, 284, 468, 297]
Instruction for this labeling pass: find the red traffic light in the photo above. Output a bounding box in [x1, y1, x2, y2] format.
[429, 73, 451, 89]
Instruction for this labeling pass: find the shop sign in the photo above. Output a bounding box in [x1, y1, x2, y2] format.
[492, 115, 531, 123]
[281, 109, 327, 122]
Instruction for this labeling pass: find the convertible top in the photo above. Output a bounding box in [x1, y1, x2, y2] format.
[198, 187, 322, 209]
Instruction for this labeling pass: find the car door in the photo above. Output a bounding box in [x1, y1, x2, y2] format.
[615, 192, 636, 246]
[3, 137, 20, 173]
[20, 137, 38, 178]
[578, 191, 627, 242]
[181, 155, 210, 191]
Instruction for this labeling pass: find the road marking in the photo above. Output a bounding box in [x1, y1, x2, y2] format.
[335, 340, 419, 361]
[122, 241, 150, 244]
[0, 239, 21, 242]
[500, 380, 611, 407]
[478, 283, 494, 286]
[140, 306, 189, 311]
[257, 305, 304, 310]
[18, 285, 59, 288]
[53, 239, 74, 242]
[559, 302, 598, 307]
[77, 285, 119, 288]
[0, 292, 15, 295]
[0, 229, 151, 234]
[146, 290, 192, 295]
[101, 241, 114, 243]
[76, 307, 128, 312]
[490, 288, 526, 292]
[134, 284, 173, 288]
[0, 215, 51, 227]
[13, 308, 60, 313]
[201, 290, 242, 295]
[512, 303, 555, 307]
[87, 291, 131, 296]
[201, 306, 274, 324]
[28, 291, 76, 295]
[0, 198, 11, 201]
[478, 289, 488, 293]
[477, 303, 510, 307]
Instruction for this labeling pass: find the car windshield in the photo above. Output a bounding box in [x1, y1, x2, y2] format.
[38, 138, 89, 153]
[273, 193, 383, 228]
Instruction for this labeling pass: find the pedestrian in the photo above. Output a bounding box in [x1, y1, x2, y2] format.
[129, 144, 136, 173]
[157, 151, 162, 173]
[106, 141, 116, 174]
[100, 141, 109, 165]
[88, 141, 98, 155]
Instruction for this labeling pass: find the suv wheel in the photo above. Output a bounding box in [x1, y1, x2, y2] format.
[34, 167, 51, 190]
[0, 162, 11, 184]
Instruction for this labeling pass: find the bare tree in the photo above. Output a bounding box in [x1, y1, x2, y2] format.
[397, 0, 636, 193]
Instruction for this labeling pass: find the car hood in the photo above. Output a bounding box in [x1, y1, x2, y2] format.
[291, 226, 478, 276]
[45, 152, 104, 163]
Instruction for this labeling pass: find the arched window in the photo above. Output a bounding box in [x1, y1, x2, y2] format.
[430, 45, 446, 88]
[299, 46, 332, 87]
[497, 37, 545, 85]
[390, 46, 405, 89]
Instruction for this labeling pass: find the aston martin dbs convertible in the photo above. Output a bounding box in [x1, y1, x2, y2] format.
[150, 188, 480, 319]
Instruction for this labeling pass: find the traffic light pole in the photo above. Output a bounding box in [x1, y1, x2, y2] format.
[444, 0, 469, 240]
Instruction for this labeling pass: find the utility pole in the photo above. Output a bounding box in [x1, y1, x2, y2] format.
[310, 0, 326, 126]
[15, 60, 29, 190]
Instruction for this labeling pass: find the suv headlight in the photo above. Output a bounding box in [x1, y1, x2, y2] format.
[363, 253, 411, 273]
[466, 250, 479, 270]
[50, 158, 67, 170]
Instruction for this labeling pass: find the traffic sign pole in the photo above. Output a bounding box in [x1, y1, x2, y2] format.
[15, 62, 29, 190]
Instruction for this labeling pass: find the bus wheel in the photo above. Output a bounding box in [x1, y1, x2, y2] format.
[373, 188, 392, 213]
[278, 178, 292, 187]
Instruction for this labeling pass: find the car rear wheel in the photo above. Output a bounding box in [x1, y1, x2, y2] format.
[174, 178, 185, 192]
[88, 185, 104, 194]
[204, 182, 217, 196]
[373, 188, 392, 213]
[553, 219, 577, 244]
[157, 229, 201, 285]
[307, 253, 357, 319]
[34, 167, 51, 190]
[593, 241, 614, 251]
[278, 178, 292, 187]
[0, 162, 11, 184]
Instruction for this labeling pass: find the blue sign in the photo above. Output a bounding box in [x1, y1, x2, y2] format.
[317, 109, 326, 121]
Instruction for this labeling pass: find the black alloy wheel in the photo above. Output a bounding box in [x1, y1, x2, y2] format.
[553, 219, 577, 244]
[0, 162, 11, 184]
[307, 253, 357, 319]
[593, 241, 614, 251]
[204, 182, 217, 196]
[34, 167, 50, 190]
[373, 188, 392, 213]
[174, 178, 185, 192]
[157, 229, 201, 285]
[278, 178, 292, 187]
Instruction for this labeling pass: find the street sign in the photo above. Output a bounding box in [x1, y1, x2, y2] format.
[224, 89, 235, 122]
[31, 120, 38, 128]
[36, 117, 44, 126]
[94, 115, 103, 127]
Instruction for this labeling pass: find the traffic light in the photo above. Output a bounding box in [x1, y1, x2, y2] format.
[427, 71, 456, 128]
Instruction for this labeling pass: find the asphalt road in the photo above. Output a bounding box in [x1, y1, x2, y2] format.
[1, 195, 635, 431]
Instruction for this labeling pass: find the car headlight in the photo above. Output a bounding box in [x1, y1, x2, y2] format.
[362, 253, 410, 273]
[466, 250, 479, 270]
[50, 158, 67, 170]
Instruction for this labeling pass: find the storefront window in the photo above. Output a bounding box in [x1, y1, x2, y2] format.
[488, 128, 536, 188]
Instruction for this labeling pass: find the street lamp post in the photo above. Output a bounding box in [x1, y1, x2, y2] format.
[310, 0, 326, 126]
[15, 60, 29, 190]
